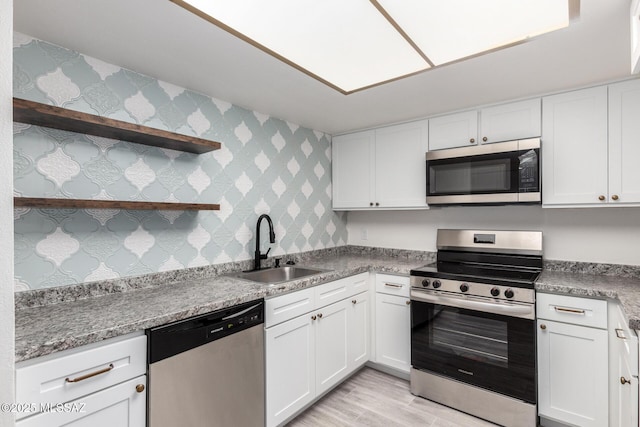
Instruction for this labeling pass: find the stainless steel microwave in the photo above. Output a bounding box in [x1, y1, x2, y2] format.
[426, 138, 540, 205]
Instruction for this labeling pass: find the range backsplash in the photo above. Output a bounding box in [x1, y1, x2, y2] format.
[12, 32, 348, 290]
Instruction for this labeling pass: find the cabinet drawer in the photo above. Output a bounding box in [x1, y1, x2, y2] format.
[315, 273, 370, 309]
[15, 334, 146, 419]
[375, 274, 410, 297]
[537, 293, 607, 329]
[348, 272, 369, 295]
[315, 277, 352, 309]
[266, 287, 315, 328]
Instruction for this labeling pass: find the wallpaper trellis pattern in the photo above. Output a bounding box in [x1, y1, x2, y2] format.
[12, 33, 348, 291]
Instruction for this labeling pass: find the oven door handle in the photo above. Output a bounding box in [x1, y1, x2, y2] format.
[410, 290, 535, 320]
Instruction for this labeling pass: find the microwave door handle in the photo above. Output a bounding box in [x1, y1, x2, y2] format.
[410, 290, 534, 320]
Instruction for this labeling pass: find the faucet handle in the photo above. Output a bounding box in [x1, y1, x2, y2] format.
[260, 247, 271, 259]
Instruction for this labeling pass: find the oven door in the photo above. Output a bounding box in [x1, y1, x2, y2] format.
[426, 139, 540, 205]
[410, 289, 536, 403]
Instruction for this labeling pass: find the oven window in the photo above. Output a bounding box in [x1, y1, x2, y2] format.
[429, 158, 512, 195]
[431, 308, 508, 368]
[411, 299, 536, 403]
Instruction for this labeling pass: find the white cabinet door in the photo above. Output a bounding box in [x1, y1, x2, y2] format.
[609, 302, 639, 427]
[315, 299, 350, 396]
[17, 376, 146, 427]
[348, 291, 370, 370]
[537, 319, 608, 427]
[429, 110, 478, 150]
[609, 79, 640, 204]
[542, 86, 609, 205]
[375, 293, 411, 373]
[266, 314, 315, 427]
[479, 98, 541, 144]
[374, 120, 428, 208]
[632, 0, 640, 74]
[332, 130, 375, 209]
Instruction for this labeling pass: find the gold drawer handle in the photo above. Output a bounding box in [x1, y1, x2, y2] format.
[405, 300, 411, 306]
[352, 300, 357, 304]
[554, 306, 585, 315]
[136, 384, 145, 393]
[317, 313, 323, 319]
[621, 376, 631, 385]
[65, 364, 114, 383]
[384, 283, 403, 288]
[540, 324, 547, 330]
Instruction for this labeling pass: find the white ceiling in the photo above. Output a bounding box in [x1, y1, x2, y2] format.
[14, 0, 633, 135]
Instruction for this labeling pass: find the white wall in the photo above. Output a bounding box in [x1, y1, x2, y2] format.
[347, 206, 640, 265]
[0, 0, 15, 424]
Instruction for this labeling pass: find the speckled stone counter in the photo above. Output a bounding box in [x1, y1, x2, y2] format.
[536, 270, 640, 329]
[15, 250, 430, 362]
[16, 246, 640, 362]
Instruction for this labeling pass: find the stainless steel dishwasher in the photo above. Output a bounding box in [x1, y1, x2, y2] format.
[147, 300, 264, 427]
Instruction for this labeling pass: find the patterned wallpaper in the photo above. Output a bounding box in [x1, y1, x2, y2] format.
[12, 33, 348, 291]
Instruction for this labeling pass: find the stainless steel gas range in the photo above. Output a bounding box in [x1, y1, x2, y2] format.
[409, 229, 542, 427]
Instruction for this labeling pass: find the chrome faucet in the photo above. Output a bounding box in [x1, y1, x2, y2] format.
[254, 214, 275, 270]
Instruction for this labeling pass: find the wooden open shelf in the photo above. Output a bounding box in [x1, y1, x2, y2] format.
[13, 98, 221, 154]
[14, 197, 220, 211]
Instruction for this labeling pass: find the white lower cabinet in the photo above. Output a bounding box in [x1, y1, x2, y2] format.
[348, 293, 370, 368]
[315, 298, 350, 396]
[374, 274, 411, 374]
[17, 376, 146, 427]
[537, 319, 608, 427]
[265, 274, 370, 427]
[15, 333, 147, 427]
[537, 293, 640, 427]
[375, 293, 411, 373]
[609, 302, 639, 427]
[265, 313, 316, 427]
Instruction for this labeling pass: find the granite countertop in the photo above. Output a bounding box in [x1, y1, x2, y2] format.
[15, 248, 640, 362]
[535, 270, 640, 329]
[14, 253, 425, 362]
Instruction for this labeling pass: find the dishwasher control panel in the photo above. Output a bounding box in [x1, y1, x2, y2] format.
[147, 299, 264, 364]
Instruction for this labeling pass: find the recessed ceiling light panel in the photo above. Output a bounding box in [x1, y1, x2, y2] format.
[172, 0, 577, 94]
[375, 0, 575, 65]
[174, 0, 430, 93]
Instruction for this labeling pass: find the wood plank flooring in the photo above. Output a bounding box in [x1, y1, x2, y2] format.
[286, 367, 497, 427]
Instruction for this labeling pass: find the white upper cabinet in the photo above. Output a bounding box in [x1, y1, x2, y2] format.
[542, 86, 609, 206]
[428, 111, 478, 150]
[332, 130, 375, 209]
[478, 98, 541, 144]
[608, 79, 640, 204]
[428, 99, 541, 150]
[543, 80, 640, 207]
[332, 120, 428, 210]
[374, 120, 429, 208]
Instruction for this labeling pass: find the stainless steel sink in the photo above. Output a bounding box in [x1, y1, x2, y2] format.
[230, 266, 329, 285]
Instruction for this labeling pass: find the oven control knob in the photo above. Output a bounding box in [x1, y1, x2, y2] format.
[421, 279, 430, 287]
[432, 280, 442, 289]
[490, 287, 500, 297]
[459, 283, 469, 292]
[504, 289, 515, 299]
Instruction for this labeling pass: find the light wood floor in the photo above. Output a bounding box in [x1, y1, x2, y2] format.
[287, 367, 497, 427]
